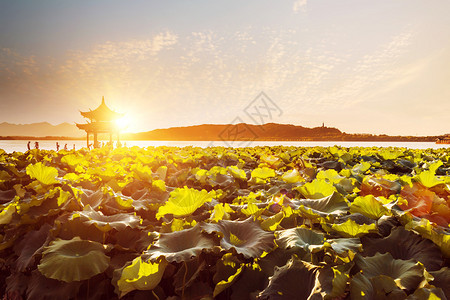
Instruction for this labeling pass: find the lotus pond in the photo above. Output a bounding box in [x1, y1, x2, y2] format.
[0, 146, 449, 299]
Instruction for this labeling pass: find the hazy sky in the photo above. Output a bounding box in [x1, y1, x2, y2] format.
[1, 0, 449, 135]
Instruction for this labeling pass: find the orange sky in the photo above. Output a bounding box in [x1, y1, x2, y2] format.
[1, 0, 449, 135]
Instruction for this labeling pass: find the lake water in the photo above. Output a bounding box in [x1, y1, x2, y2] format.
[0, 140, 448, 153]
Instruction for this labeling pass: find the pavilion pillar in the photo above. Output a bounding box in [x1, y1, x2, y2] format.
[109, 133, 113, 145]
[94, 132, 98, 148]
[86, 133, 89, 148]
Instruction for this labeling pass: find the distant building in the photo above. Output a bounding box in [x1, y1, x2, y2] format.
[76, 96, 123, 148]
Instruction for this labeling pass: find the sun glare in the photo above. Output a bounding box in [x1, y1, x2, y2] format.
[115, 116, 130, 132]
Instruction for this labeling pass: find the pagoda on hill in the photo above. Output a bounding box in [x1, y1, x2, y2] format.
[76, 96, 124, 148]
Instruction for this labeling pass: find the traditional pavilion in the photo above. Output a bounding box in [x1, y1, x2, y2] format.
[76, 97, 124, 148]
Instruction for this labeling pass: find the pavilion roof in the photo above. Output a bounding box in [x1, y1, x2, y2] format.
[76, 121, 120, 133]
[80, 97, 123, 121]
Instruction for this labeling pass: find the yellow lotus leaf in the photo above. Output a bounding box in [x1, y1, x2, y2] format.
[331, 219, 377, 238]
[227, 166, 247, 181]
[296, 179, 336, 199]
[26, 162, 59, 185]
[115, 256, 167, 298]
[281, 169, 304, 184]
[156, 187, 215, 219]
[251, 167, 276, 179]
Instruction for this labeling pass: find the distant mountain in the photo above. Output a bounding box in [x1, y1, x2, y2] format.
[0, 122, 84, 138]
[124, 123, 343, 141]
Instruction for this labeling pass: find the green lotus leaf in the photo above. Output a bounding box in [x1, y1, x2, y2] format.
[295, 191, 349, 218]
[353, 252, 426, 291]
[202, 217, 275, 258]
[146, 224, 216, 262]
[258, 256, 319, 300]
[405, 218, 450, 258]
[74, 206, 141, 232]
[173, 257, 207, 295]
[406, 288, 447, 300]
[350, 273, 407, 300]
[350, 195, 390, 220]
[429, 267, 450, 299]
[38, 237, 110, 282]
[331, 219, 377, 238]
[311, 264, 350, 299]
[213, 253, 244, 297]
[296, 179, 337, 199]
[276, 227, 326, 253]
[26, 270, 82, 300]
[14, 223, 52, 272]
[327, 237, 362, 255]
[362, 227, 444, 271]
[26, 162, 59, 185]
[156, 187, 215, 219]
[114, 256, 167, 298]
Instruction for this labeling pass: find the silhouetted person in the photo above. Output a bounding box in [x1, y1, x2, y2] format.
[27, 141, 31, 151]
[73, 144, 75, 150]
[56, 142, 60, 151]
[34, 142, 39, 149]
[64, 144, 68, 151]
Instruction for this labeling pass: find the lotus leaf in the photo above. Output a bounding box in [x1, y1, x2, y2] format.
[350, 195, 390, 220]
[311, 265, 350, 299]
[156, 186, 215, 219]
[327, 237, 362, 255]
[258, 256, 319, 300]
[362, 227, 443, 271]
[0, 203, 16, 225]
[281, 169, 303, 184]
[203, 217, 275, 258]
[227, 166, 247, 181]
[173, 258, 207, 295]
[115, 256, 168, 298]
[316, 169, 344, 184]
[38, 237, 110, 282]
[294, 191, 349, 218]
[276, 227, 326, 253]
[350, 273, 407, 300]
[296, 179, 337, 199]
[14, 223, 52, 272]
[416, 170, 446, 188]
[75, 206, 141, 232]
[399, 183, 436, 217]
[360, 176, 401, 198]
[429, 267, 450, 298]
[26, 162, 59, 185]
[331, 219, 377, 238]
[213, 253, 244, 297]
[406, 288, 447, 300]
[26, 270, 82, 300]
[353, 252, 426, 291]
[146, 224, 216, 262]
